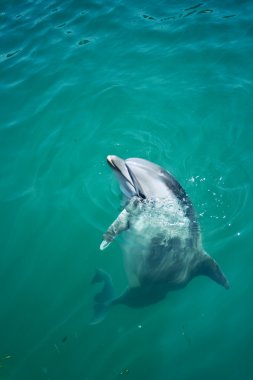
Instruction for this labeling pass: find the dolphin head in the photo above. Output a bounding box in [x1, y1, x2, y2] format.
[107, 155, 173, 199]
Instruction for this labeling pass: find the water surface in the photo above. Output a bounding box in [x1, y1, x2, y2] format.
[0, 0, 253, 379]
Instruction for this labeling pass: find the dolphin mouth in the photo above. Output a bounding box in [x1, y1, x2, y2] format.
[106, 155, 138, 197]
[107, 155, 131, 182]
[107, 155, 129, 175]
[106, 155, 145, 199]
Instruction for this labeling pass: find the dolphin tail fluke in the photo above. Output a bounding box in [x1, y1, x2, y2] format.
[196, 252, 229, 289]
[90, 269, 115, 325]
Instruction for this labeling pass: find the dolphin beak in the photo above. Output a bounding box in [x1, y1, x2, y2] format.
[107, 155, 126, 171]
[107, 155, 116, 168]
[106, 155, 137, 196]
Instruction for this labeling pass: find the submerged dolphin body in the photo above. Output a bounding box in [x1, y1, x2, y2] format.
[91, 156, 229, 324]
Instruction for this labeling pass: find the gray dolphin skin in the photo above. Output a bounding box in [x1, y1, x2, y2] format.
[91, 155, 229, 324]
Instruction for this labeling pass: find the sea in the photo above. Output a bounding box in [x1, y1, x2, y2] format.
[0, 0, 253, 379]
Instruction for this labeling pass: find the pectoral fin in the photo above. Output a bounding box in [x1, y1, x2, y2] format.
[100, 240, 112, 250]
[100, 208, 130, 251]
[195, 252, 229, 289]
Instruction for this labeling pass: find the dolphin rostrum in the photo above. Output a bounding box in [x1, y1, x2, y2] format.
[91, 156, 229, 323]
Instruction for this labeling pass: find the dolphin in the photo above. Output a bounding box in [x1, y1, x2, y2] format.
[91, 155, 229, 324]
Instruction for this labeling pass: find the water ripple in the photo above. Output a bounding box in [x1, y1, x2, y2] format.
[1, 1, 253, 378]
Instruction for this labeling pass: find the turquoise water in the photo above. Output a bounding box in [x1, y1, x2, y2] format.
[1, 0, 253, 378]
